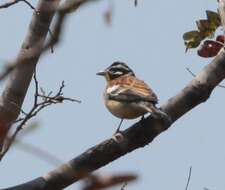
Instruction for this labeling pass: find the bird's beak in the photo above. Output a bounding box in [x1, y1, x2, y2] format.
[96, 70, 106, 76]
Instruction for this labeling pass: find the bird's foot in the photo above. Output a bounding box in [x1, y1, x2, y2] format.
[114, 126, 121, 134]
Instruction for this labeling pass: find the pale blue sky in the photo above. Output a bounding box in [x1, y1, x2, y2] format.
[0, 0, 224, 190]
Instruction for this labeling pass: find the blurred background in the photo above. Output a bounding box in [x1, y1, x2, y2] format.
[0, 0, 224, 189]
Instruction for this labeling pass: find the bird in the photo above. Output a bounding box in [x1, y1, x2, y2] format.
[97, 61, 170, 132]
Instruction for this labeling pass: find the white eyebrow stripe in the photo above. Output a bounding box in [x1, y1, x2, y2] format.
[113, 71, 123, 75]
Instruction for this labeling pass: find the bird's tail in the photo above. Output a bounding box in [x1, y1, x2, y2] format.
[145, 104, 172, 125]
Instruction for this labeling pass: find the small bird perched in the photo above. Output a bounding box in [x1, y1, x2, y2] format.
[97, 61, 170, 132]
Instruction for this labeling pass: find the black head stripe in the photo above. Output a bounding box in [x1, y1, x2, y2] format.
[108, 62, 135, 77]
[111, 61, 129, 68]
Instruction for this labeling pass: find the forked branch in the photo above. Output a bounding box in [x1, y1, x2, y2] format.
[0, 70, 80, 161]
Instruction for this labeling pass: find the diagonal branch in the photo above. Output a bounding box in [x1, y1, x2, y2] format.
[0, 0, 101, 81]
[0, 0, 100, 150]
[185, 166, 192, 190]
[2, 43, 225, 190]
[1, 0, 225, 190]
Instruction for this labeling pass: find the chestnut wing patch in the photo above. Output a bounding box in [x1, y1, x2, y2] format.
[108, 76, 158, 104]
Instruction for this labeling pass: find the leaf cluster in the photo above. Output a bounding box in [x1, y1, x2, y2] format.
[183, 10, 224, 58]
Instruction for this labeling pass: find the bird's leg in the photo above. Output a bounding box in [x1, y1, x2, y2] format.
[115, 119, 124, 133]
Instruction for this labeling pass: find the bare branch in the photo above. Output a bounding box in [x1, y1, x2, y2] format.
[33, 67, 39, 107]
[0, 0, 20, 8]
[185, 167, 192, 190]
[0, 0, 61, 150]
[0, 0, 35, 9]
[0, 0, 86, 154]
[186, 67, 225, 88]
[0, 0, 104, 83]
[0, 70, 80, 160]
[0, 0, 95, 148]
[0, 0, 99, 82]
[1, 0, 225, 189]
[2, 47, 225, 189]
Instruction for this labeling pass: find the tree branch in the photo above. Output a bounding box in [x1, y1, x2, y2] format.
[0, 0, 61, 149]
[0, 75, 80, 161]
[0, 0, 35, 9]
[185, 166, 192, 190]
[0, 0, 101, 150]
[2, 0, 225, 190]
[2, 41, 225, 190]
[0, 0, 101, 81]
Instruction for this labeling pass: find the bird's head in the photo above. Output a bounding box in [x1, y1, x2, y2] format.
[96, 61, 135, 81]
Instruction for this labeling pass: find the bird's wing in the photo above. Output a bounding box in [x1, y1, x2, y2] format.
[107, 75, 158, 104]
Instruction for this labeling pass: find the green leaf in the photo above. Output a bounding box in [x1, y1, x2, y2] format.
[206, 10, 221, 28]
[183, 31, 203, 51]
[196, 19, 215, 38]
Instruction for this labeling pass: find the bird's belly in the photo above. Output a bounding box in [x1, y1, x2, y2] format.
[105, 100, 147, 119]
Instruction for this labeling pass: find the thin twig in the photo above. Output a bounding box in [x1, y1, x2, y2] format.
[186, 67, 196, 77]
[47, 29, 55, 53]
[0, 69, 80, 160]
[185, 166, 192, 190]
[33, 67, 39, 106]
[57, 80, 65, 95]
[0, 0, 34, 9]
[0, 0, 24, 9]
[23, 0, 36, 10]
[186, 67, 225, 88]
